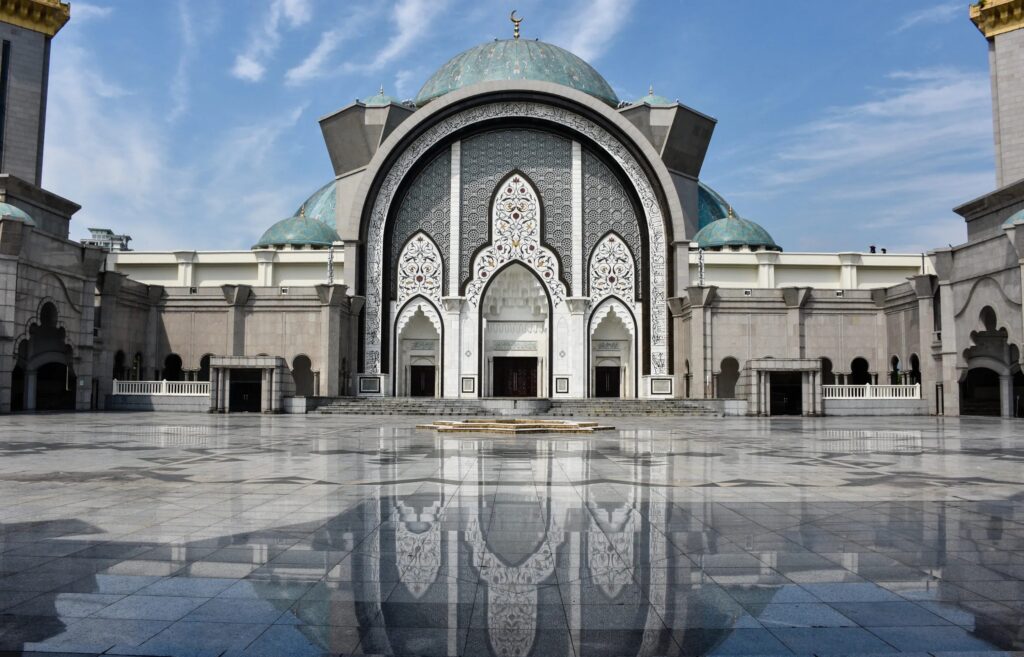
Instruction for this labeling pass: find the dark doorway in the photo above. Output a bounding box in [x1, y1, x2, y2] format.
[229, 369, 262, 412]
[821, 358, 835, 385]
[770, 372, 802, 415]
[850, 358, 871, 385]
[960, 367, 1000, 417]
[36, 362, 76, 411]
[410, 365, 436, 397]
[292, 355, 314, 396]
[595, 366, 620, 398]
[493, 357, 537, 397]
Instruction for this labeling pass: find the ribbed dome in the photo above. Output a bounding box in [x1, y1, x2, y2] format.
[693, 212, 781, 251]
[0, 202, 36, 226]
[634, 86, 674, 107]
[414, 39, 619, 107]
[253, 216, 340, 249]
[294, 181, 336, 226]
[363, 87, 402, 106]
[1002, 209, 1024, 227]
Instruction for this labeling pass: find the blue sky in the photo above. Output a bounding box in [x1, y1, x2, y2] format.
[46, 0, 995, 253]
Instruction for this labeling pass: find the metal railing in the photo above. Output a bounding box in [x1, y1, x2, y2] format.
[113, 380, 211, 396]
[822, 383, 921, 400]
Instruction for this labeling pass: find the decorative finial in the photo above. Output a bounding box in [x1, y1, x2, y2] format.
[510, 10, 522, 39]
[727, 205, 734, 218]
[378, 84, 384, 95]
[649, 84, 654, 96]
[299, 205, 306, 218]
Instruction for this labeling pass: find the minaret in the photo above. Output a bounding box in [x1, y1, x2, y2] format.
[0, 0, 69, 187]
[972, 0, 1024, 187]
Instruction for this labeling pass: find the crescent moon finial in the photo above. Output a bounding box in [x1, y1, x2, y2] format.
[510, 10, 523, 40]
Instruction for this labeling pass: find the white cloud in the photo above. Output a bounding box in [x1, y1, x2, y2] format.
[71, 3, 113, 22]
[341, 0, 447, 74]
[285, 29, 344, 85]
[230, 0, 313, 83]
[711, 67, 994, 252]
[168, 0, 197, 121]
[895, 1, 962, 32]
[45, 32, 312, 250]
[549, 0, 636, 62]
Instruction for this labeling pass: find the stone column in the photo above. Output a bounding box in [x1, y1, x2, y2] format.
[1000, 374, 1013, 418]
[261, 369, 270, 413]
[222, 369, 231, 413]
[209, 369, 219, 412]
[442, 297, 463, 398]
[313, 371, 320, 396]
[271, 367, 281, 413]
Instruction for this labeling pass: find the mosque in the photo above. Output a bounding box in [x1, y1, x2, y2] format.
[1, 1, 1023, 417]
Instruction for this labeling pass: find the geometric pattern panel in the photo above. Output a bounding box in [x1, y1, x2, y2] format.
[465, 173, 567, 307]
[460, 129, 571, 291]
[583, 149, 642, 297]
[390, 151, 451, 297]
[396, 232, 443, 306]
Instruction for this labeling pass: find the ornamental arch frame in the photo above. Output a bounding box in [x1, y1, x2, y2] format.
[351, 82, 684, 383]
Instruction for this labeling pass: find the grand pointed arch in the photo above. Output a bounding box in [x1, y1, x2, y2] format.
[359, 97, 672, 378]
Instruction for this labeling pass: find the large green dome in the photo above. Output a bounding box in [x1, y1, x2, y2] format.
[693, 212, 781, 252]
[253, 216, 340, 249]
[414, 39, 619, 107]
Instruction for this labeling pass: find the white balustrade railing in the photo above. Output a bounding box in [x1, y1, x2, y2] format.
[113, 380, 211, 396]
[822, 383, 921, 400]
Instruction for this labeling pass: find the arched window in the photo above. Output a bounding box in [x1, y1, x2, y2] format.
[718, 357, 739, 398]
[131, 353, 143, 381]
[980, 306, 997, 332]
[39, 302, 58, 328]
[113, 351, 126, 380]
[821, 358, 835, 385]
[163, 354, 183, 381]
[850, 358, 871, 385]
[292, 355, 314, 397]
[198, 354, 211, 382]
[890, 356, 901, 385]
[909, 354, 921, 385]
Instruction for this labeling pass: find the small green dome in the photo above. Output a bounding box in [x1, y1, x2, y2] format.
[634, 86, 674, 107]
[294, 180, 336, 226]
[0, 202, 35, 226]
[1002, 209, 1024, 228]
[253, 216, 340, 249]
[363, 86, 402, 106]
[693, 212, 781, 251]
[415, 38, 619, 107]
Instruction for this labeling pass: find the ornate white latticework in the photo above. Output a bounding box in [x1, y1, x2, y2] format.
[589, 233, 635, 304]
[397, 232, 443, 305]
[395, 298, 443, 339]
[465, 174, 566, 307]
[363, 102, 669, 375]
[590, 298, 636, 338]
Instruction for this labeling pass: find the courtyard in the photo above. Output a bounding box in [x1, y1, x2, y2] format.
[0, 412, 1023, 656]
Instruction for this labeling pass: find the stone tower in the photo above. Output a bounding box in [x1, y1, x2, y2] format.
[972, 0, 1024, 187]
[0, 0, 69, 187]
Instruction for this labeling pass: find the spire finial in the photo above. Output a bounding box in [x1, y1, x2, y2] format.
[510, 9, 522, 39]
[649, 84, 654, 96]
[299, 205, 306, 218]
[727, 205, 734, 218]
[378, 84, 384, 95]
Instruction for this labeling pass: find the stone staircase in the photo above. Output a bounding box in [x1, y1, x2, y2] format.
[547, 399, 723, 417]
[315, 397, 724, 417]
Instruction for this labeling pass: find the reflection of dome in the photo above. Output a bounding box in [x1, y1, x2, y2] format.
[1003, 209, 1024, 227]
[294, 180, 336, 226]
[693, 210, 781, 252]
[253, 215, 340, 249]
[633, 86, 674, 107]
[0, 202, 36, 226]
[415, 39, 619, 107]
[698, 182, 730, 229]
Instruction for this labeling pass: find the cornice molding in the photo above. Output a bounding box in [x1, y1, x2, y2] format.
[0, 0, 69, 37]
[971, 0, 1024, 39]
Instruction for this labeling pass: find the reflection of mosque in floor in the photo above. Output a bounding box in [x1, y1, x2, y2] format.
[2, 1, 1024, 417]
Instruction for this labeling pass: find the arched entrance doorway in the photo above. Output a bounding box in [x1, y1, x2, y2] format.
[15, 302, 78, 411]
[961, 367, 1001, 417]
[589, 300, 636, 398]
[163, 354, 183, 381]
[292, 355, 314, 396]
[718, 357, 739, 399]
[481, 263, 550, 398]
[394, 299, 441, 397]
[850, 357, 871, 385]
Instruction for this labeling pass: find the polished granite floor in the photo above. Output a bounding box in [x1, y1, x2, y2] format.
[1, 413, 1024, 657]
